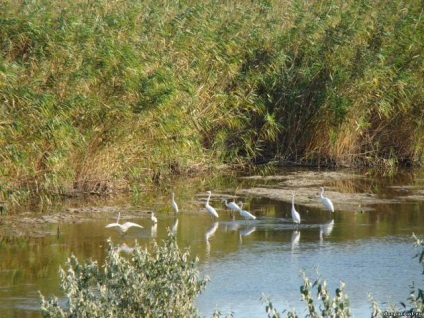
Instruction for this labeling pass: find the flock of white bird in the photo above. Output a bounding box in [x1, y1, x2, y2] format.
[105, 187, 335, 236]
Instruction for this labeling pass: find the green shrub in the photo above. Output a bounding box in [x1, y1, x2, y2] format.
[263, 233, 424, 317]
[262, 271, 351, 318]
[39, 232, 208, 318]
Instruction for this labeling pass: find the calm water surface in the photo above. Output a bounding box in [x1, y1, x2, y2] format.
[0, 168, 423, 317]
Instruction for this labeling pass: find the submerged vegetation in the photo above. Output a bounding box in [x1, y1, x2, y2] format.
[1, 0, 423, 206]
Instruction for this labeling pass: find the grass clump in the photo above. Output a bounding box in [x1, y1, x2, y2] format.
[0, 0, 423, 207]
[39, 232, 208, 318]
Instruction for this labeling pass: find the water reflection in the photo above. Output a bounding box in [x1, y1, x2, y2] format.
[1, 168, 424, 318]
[205, 222, 219, 256]
[319, 219, 335, 241]
[150, 223, 158, 238]
[239, 226, 256, 244]
[117, 243, 135, 254]
[171, 218, 178, 235]
[290, 230, 301, 250]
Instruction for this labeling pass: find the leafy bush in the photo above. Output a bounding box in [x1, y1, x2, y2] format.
[262, 271, 351, 318]
[39, 232, 208, 318]
[40, 231, 424, 317]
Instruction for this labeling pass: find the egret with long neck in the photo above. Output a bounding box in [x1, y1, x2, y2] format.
[320, 187, 334, 212]
[205, 191, 219, 220]
[291, 193, 301, 225]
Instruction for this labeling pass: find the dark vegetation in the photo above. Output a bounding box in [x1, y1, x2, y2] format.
[1, 0, 423, 207]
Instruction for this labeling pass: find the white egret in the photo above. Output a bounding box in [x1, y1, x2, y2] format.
[205, 191, 219, 220]
[222, 199, 242, 220]
[171, 192, 179, 214]
[320, 187, 334, 212]
[105, 212, 144, 235]
[291, 193, 301, 225]
[238, 202, 256, 221]
[223, 199, 242, 213]
[149, 211, 158, 224]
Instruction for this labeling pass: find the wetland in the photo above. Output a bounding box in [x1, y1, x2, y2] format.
[1, 168, 424, 317]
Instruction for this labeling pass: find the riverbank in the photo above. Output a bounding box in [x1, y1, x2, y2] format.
[1, 169, 423, 237]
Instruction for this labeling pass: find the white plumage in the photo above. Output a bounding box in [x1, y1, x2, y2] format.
[171, 192, 179, 214]
[320, 187, 334, 212]
[291, 193, 301, 225]
[223, 199, 242, 213]
[150, 211, 158, 223]
[105, 212, 144, 235]
[205, 191, 219, 219]
[238, 202, 256, 220]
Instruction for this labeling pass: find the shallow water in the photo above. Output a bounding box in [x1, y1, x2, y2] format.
[0, 168, 424, 317]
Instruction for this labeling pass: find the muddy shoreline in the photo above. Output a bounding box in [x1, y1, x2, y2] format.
[1, 170, 423, 237]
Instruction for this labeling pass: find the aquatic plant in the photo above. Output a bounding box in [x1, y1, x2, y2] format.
[263, 232, 424, 317]
[1, 0, 423, 208]
[262, 271, 351, 318]
[39, 232, 208, 318]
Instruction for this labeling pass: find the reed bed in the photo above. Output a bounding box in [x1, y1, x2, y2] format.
[1, 0, 422, 207]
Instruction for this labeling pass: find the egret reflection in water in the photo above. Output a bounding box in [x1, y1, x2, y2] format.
[151, 223, 158, 237]
[291, 230, 301, 250]
[224, 220, 240, 232]
[205, 221, 219, 255]
[319, 219, 334, 241]
[239, 226, 256, 244]
[118, 243, 135, 254]
[171, 218, 179, 235]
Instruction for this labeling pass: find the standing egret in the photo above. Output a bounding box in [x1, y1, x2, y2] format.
[320, 187, 334, 212]
[205, 191, 219, 220]
[222, 199, 242, 220]
[149, 211, 158, 224]
[291, 193, 301, 225]
[223, 199, 242, 213]
[238, 202, 256, 221]
[171, 192, 179, 214]
[105, 212, 144, 236]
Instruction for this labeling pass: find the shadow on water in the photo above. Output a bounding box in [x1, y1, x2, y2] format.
[0, 168, 424, 317]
